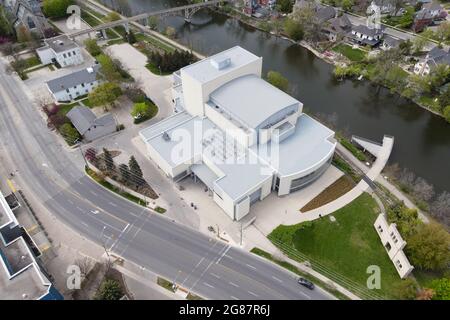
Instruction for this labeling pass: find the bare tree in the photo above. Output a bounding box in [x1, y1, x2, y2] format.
[398, 168, 415, 189]
[412, 177, 435, 202]
[74, 256, 94, 278]
[431, 191, 450, 226]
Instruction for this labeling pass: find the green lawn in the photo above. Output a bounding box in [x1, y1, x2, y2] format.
[332, 44, 367, 62]
[269, 193, 403, 299]
[136, 33, 176, 53]
[145, 62, 172, 76]
[57, 102, 80, 116]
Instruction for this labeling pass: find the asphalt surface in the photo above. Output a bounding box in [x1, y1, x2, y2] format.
[0, 57, 330, 300]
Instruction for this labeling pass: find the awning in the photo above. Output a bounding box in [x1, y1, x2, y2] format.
[191, 163, 219, 190]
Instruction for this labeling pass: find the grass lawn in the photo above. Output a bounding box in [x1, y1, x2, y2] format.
[81, 97, 94, 108]
[332, 44, 367, 62]
[418, 95, 441, 113]
[269, 193, 403, 299]
[136, 33, 176, 53]
[157, 277, 175, 292]
[57, 102, 80, 116]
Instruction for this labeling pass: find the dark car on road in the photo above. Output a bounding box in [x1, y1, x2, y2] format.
[298, 277, 315, 290]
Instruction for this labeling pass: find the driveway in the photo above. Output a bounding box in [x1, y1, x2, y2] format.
[105, 43, 174, 121]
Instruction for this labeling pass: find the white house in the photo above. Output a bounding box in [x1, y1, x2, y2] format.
[374, 214, 414, 279]
[46, 65, 100, 102]
[348, 24, 384, 47]
[139, 46, 336, 221]
[36, 35, 84, 67]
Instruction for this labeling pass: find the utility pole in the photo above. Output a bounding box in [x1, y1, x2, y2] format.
[79, 142, 88, 167]
[240, 223, 243, 246]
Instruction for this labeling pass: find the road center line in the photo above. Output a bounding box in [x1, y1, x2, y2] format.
[230, 295, 239, 300]
[203, 282, 214, 289]
[271, 276, 283, 283]
[246, 263, 256, 270]
[229, 282, 239, 288]
[248, 291, 258, 297]
[210, 273, 221, 279]
[108, 201, 118, 207]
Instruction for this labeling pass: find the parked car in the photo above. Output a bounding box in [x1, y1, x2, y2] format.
[298, 277, 315, 290]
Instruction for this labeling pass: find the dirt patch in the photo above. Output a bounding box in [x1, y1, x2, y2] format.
[300, 176, 355, 212]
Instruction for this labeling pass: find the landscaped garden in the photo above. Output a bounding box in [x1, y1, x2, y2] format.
[269, 193, 403, 299]
[332, 44, 367, 62]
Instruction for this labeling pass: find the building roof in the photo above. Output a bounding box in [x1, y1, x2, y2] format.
[46, 65, 100, 93]
[44, 35, 78, 53]
[351, 24, 384, 37]
[316, 6, 336, 23]
[415, 8, 434, 20]
[254, 114, 335, 177]
[66, 106, 115, 135]
[383, 35, 403, 48]
[180, 46, 261, 84]
[326, 14, 352, 34]
[209, 75, 300, 129]
[423, 2, 443, 11]
[426, 47, 450, 68]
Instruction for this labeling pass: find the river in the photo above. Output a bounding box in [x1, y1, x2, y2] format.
[100, 0, 450, 195]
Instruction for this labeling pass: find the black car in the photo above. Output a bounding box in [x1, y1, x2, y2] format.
[298, 277, 315, 290]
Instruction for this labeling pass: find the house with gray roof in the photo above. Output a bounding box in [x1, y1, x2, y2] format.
[46, 64, 100, 102]
[323, 14, 352, 42]
[8, 0, 49, 38]
[422, 2, 447, 20]
[66, 106, 117, 142]
[381, 35, 403, 51]
[348, 24, 384, 47]
[36, 35, 84, 67]
[414, 47, 450, 76]
[140, 47, 336, 221]
[292, 0, 337, 24]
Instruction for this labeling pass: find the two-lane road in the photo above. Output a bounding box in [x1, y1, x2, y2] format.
[0, 57, 330, 300]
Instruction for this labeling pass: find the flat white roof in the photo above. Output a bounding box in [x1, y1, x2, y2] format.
[210, 75, 300, 129]
[180, 46, 260, 84]
[254, 114, 336, 177]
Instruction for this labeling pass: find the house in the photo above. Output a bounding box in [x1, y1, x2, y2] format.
[348, 24, 384, 47]
[372, 0, 396, 15]
[381, 35, 403, 50]
[66, 106, 117, 142]
[140, 46, 336, 221]
[422, 2, 447, 20]
[292, 0, 337, 24]
[1, 190, 63, 300]
[323, 14, 352, 42]
[46, 65, 100, 102]
[8, 0, 49, 38]
[412, 8, 434, 32]
[36, 35, 84, 68]
[414, 47, 450, 76]
[374, 214, 414, 279]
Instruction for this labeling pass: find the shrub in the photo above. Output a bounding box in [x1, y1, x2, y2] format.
[95, 279, 123, 300]
[59, 123, 80, 145]
[443, 105, 450, 123]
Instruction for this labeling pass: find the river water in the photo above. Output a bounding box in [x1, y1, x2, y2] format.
[101, 0, 450, 195]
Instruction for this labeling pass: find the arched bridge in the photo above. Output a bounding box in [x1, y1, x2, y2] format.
[69, 0, 232, 39]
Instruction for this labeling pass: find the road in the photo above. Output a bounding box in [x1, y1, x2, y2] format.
[0, 57, 330, 300]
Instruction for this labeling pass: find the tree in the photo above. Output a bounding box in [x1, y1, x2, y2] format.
[105, 12, 121, 22]
[74, 257, 93, 278]
[431, 191, 450, 224]
[84, 39, 102, 57]
[165, 26, 176, 39]
[392, 278, 419, 300]
[267, 71, 289, 92]
[131, 102, 150, 119]
[284, 19, 304, 41]
[102, 148, 115, 173]
[119, 164, 131, 183]
[387, 203, 420, 238]
[0, 5, 14, 39]
[405, 223, 450, 271]
[84, 148, 98, 165]
[416, 288, 434, 300]
[443, 105, 450, 123]
[96, 54, 122, 82]
[59, 123, 80, 145]
[429, 64, 450, 91]
[438, 86, 450, 110]
[95, 279, 123, 300]
[42, 0, 74, 19]
[277, 0, 294, 13]
[341, 0, 354, 11]
[412, 36, 428, 54]
[434, 22, 450, 45]
[412, 177, 435, 202]
[126, 30, 136, 44]
[88, 82, 122, 111]
[128, 156, 144, 187]
[429, 278, 450, 300]
[148, 16, 159, 30]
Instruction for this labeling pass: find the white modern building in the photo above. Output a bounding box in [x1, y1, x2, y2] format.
[374, 214, 414, 279]
[140, 46, 336, 221]
[36, 35, 84, 67]
[46, 64, 101, 102]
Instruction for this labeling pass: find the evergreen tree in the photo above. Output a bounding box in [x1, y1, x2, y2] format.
[118, 163, 131, 184]
[128, 156, 144, 186]
[103, 148, 115, 173]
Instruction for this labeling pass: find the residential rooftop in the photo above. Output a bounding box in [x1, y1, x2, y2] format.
[44, 35, 78, 53]
[180, 46, 260, 84]
[46, 64, 100, 93]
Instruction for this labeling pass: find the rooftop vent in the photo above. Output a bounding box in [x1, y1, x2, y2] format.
[210, 56, 231, 70]
[162, 132, 171, 141]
